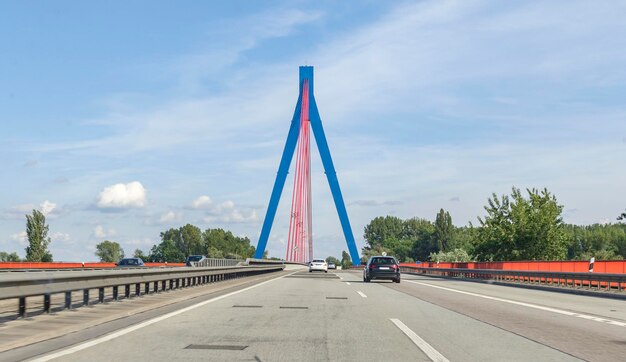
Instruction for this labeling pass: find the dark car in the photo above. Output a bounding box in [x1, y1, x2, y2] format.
[116, 258, 145, 267]
[363, 256, 400, 283]
[185, 255, 207, 266]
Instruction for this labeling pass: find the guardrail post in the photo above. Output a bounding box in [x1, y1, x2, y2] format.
[144, 282, 149, 294]
[176, 278, 180, 289]
[83, 289, 89, 306]
[99, 288, 105, 303]
[169, 279, 174, 290]
[162, 280, 167, 291]
[113, 286, 119, 300]
[18, 297, 26, 318]
[125, 285, 131, 298]
[65, 291, 72, 310]
[135, 283, 140, 296]
[44, 294, 51, 313]
[154, 281, 159, 293]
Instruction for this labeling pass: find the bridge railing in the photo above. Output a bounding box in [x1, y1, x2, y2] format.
[400, 266, 626, 292]
[0, 264, 284, 318]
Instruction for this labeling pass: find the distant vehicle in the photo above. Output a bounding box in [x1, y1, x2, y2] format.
[328, 263, 336, 269]
[186, 255, 207, 266]
[116, 258, 145, 267]
[363, 256, 400, 283]
[309, 259, 328, 273]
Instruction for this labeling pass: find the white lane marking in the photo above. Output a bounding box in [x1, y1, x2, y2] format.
[337, 274, 343, 280]
[390, 319, 449, 362]
[30, 271, 298, 362]
[346, 282, 351, 286]
[357, 291, 367, 298]
[405, 279, 626, 327]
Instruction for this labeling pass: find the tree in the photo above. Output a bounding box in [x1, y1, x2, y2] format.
[0, 251, 20, 261]
[363, 216, 404, 249]
[203, 228, 255, 259]
[341, 250, 353, 269]
[133, 249, 147, 260]
[160, 224, 204, 257]
[95, 240, 124, 262]
[434, 209, 453, 252]
[618, 210, 626, 221]
[25, 210, 53, 262]
[473, 187, 567, 261]
[429, 248, 473, 262]
[404, 218, 436, 261]
[563, 223, 625, 260]
[148, 239, 185, 262]
[325, 256, 341, 265]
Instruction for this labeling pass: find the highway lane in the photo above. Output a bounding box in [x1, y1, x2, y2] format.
[384, 273, 626, 362]
[20, 268, 608, 362]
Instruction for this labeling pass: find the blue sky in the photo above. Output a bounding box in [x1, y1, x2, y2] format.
[1, 1, 625, 261]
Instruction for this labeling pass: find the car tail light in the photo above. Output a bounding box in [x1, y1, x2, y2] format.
[390, 264, 398, 270]
[369, 264, 376, 269]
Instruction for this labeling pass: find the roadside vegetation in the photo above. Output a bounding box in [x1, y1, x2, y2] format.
[359, 187, 626, 263]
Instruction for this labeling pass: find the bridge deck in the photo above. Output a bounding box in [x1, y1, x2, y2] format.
[1, 268, 624, 361]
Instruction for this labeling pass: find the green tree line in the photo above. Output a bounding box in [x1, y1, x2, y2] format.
[93, 224, 258, 262]
[362, 187, 626, 262]
[136, 224, 256, 262]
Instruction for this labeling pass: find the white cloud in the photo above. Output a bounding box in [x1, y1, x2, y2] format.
[50, 232, 71, 243]
[93, 225, 116, 239]
[191, 195, 212, 209]
[3, 200, 61, 219]
[97, 181, 147, 209]
[10, 231, 27, 244]
[159, 210, 182, 223]
[204, 208, 258, 224]
[40, 200, 56, 216]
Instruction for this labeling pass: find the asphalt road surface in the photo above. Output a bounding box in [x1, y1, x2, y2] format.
[4, 268, 626, 361]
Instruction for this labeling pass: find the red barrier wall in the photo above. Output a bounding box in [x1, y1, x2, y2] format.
[399, 260, 626, 274]
[0, 262, 185, 269]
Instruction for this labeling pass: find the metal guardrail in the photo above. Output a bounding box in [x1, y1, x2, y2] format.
[400, 266, 626, 292]
[0, 264, 284, 318]
[191, 258, 243, 267]
[245, 258, 287, 265]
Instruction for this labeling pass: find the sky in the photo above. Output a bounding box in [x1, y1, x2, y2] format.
[1, 0, 625, 262]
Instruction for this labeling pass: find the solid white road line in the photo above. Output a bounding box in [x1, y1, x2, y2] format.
[390, 319, 449, 362]
[29, 271, 298, 362]
[357, 291, 367, 298]
[346, 282, 351, 286]
[405, 279, 626, 327]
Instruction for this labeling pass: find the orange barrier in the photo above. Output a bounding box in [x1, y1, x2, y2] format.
[0, 262, 186, 269]
[400, 260, 626, 274]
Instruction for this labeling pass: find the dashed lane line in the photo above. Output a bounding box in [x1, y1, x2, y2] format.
[390, 318, 449, 362]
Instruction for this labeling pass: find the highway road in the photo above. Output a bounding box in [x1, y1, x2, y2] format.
[2, 266, 625, 361]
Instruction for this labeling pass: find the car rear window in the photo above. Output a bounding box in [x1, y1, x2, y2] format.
[312, 259, 325, 263]
[187, 256, 203, 261]
[371, 257, 396, 265]
[120, 259, 139, 265]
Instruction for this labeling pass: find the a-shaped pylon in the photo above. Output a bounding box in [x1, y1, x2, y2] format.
[254, 66, 361, 265]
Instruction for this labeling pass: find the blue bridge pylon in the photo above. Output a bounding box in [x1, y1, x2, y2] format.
[254, 66, 361, 265]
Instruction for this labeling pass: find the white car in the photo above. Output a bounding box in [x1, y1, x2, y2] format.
[309, 259, 328, 273]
